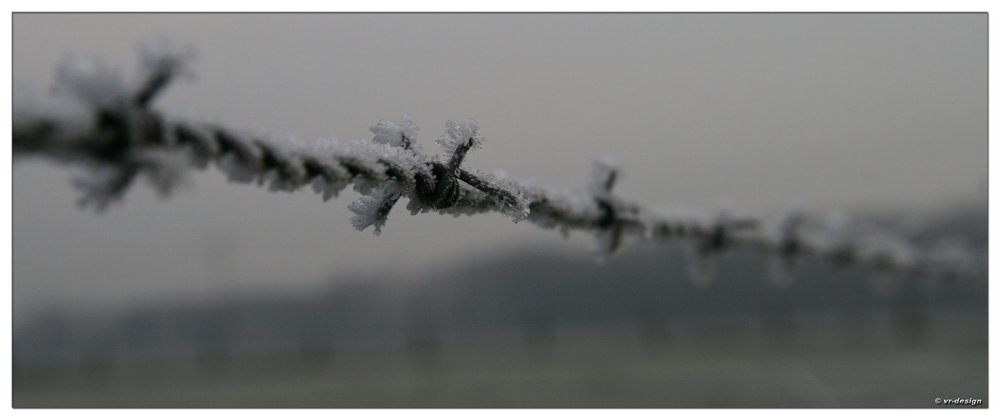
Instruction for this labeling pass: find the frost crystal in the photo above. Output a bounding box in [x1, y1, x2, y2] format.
[135, 37, 194, 105]
[217, 152, 257, 183]
[348, 181, 406, 235]
[594, 228, 624, 261]
[371, 116, 420, 153]
[134, 148, 192, 196]
[72, 166, 137, 212]
[53, 55, 128, 109]
[437, 119, 484, 158]
[588, 156, 619, 196]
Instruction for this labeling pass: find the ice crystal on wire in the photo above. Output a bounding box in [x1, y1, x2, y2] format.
[135, 37, 194, 106]
[594, 228, 624, 262]
[72, 166, 138, 212]
[371, 116, 420, 153]
[216, 152, 257, 183]
[133, 148, 192, 196]
[437, 119, 484, 159]
[588, 156, 619, 196]
[481, 170, 530, 221]
[586, 157, 626, 259]
[349, 181, 406, 235]
[52, 54, 128, 109]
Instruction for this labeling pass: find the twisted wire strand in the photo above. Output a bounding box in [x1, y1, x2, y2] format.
[12, 47, 986, 289]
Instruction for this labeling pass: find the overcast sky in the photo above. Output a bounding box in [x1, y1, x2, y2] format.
[11, 13, 987, 321]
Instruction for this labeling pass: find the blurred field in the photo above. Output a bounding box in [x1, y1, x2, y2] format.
[13, 307, 986, 408]
[14, 209, 988, 408]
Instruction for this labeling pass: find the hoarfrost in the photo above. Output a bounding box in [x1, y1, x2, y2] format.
[349, 181, 406, 236]
[437, 119, 484, 158]
[588, 155, 619, 196]
[371, 116, 420, 153]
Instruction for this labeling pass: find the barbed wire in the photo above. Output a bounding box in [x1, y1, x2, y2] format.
[12, 45, 986, 290]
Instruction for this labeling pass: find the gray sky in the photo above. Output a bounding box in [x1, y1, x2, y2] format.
[11, 14, 987, 320]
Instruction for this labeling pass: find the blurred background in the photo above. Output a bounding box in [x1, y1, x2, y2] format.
[11, 13, 987, 407]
